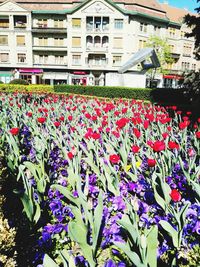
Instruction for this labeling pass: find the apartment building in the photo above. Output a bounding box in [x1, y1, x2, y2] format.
[0, 0, 199, 87]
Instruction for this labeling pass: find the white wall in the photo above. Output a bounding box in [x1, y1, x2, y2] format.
[105, 72, 146, 88]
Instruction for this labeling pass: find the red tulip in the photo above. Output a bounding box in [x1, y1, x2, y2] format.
[37, 117, 46, 124]
[109, 154, 120, 164]
[27, 112, 32, 117]
[147, 158, 156, 167]
[54, 121, 60, 128]
[10, 127, 19, 135]
[59, 116, 64, 121]
[168, 141, 179, 150]
[196, 131, 200, 139]
[153, 141, 165, 152]
[132, 145, 140, 153]
[170, 189, 181, 202]
[67, 152, 74, 159]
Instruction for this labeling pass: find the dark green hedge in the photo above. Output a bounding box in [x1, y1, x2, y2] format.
[54, 85, 153, 101]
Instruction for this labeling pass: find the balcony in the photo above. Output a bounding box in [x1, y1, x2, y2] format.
[86, 55, 108, 68]
[33, 45, 67, 51]
[86, 45, 108, 52]
[32, 27, 66, 33]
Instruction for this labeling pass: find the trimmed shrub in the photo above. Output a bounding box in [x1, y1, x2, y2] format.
[0, 81, 4, 84]
[9, 79, 29, 85]
[54, 85, 154, 101]
[0, 84, 53, 93]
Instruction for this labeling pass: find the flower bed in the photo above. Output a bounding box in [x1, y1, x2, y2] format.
[0, 92, 199, 267]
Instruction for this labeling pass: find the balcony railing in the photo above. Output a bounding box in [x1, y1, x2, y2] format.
[32, 27, 66, 33]
[86, 26, 109, 32]
[86, 45, 108, 52]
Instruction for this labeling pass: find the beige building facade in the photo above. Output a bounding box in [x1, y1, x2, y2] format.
[0, 0, 199, 87]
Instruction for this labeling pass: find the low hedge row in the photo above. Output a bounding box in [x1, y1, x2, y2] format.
[54, 84, 153, 101]
[0, 84, 53, 93]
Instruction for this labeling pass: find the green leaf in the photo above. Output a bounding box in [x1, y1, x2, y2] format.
[115, 242, 145, 267]
[146, 225, 158, 267]
[20, 193, 34, 222]
[93, 191, 103, 253]
[68, 221, 96, 267]
[159, 220, 179, 248]
[43, 254, 59, 267]
[60, 250, 76, 267]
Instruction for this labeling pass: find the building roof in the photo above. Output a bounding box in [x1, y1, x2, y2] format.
[160, 3, 193, 24]
[0, 0, 196, 24]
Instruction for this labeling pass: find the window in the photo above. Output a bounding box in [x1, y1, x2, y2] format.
[183, 44, 192, 57]
[113, 37, 123, 48]
[192, 64, 196, 71]
[72, 54, 81, 65]
[140, 23, 147, 33]
[38, 37, 48, 46]
[154, 26, 160, 35]
[114, 19, 123, 29]
[181, 31, 185, 38]
[0, 17, 9, 28]
[168, 27, 176, 37]
[72, 18, 81, 28]
[39, 55, 48, 64]
[16, 35, 25, 46]
[113, 55, 122, 66]
[55, 55, 64, 64]
[182, 62, 190, 70]
[18, 53, 26, 63]
[0, 35, 8, 45]
[38, 19, 48, 28]
[139, 39, 147, 49]
[72, 37, 81, 47]
[54, 20, 64, 28]
[0, 53, 9, 62]
[54, 38, 64, 46]
[169, 44, 174, 53]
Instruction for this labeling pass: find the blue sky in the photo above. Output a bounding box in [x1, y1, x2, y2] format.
[159, 0, 198, 12]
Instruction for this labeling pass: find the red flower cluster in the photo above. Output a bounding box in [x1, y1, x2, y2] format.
[116, 118, 128, 129]
[152, 140, 165, 152]
[168, 141, 179, 150]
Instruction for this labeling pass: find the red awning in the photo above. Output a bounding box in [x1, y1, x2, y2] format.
[19, 68, 43, 73]
[73, 71, 86, 75]
[163, 75, 183, 80]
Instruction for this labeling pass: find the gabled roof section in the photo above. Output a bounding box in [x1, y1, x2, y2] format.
[68, 0, 125, 14]
[0, 0, 30, 12]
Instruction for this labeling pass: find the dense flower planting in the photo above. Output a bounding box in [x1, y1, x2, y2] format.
[0, 92, 199, 267]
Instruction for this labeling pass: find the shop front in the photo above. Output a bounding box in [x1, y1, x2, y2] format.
[42, 72, 68, 85]
[18, 68, 43, 84]
[0, 72, 12, 83]
[163, 74, 183, 88]
[70, 72, 89, 85]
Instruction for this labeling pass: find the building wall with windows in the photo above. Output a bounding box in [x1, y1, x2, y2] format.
[0, 0, 199, 86]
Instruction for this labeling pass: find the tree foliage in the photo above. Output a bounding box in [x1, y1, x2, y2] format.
[184, 0, 200, 60]
[145, 36, 174, 74]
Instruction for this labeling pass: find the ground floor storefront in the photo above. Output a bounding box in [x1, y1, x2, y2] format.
[0, 67, 176, 88]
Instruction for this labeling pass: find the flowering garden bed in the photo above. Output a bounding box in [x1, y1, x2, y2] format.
[0, 92, 199, 267]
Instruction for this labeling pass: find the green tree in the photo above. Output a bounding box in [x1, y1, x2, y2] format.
[184, 1, 200, 60]
[145, 36, 174, 75]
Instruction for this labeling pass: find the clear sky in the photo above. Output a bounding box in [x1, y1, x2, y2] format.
[159, 0, 198, 12]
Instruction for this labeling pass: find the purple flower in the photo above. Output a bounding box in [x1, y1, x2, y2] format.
[104, 259, 117, 267]
[112, 196, 126, 211]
